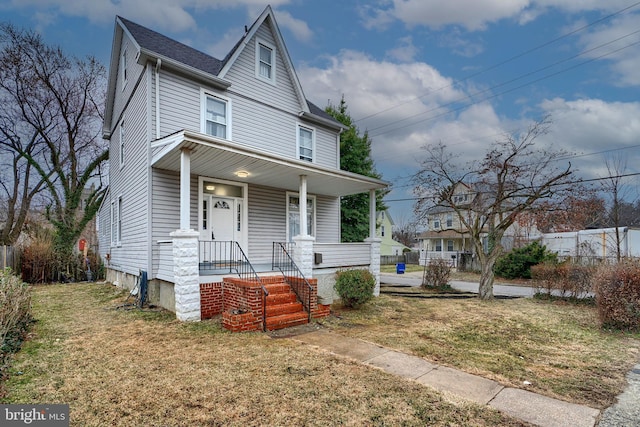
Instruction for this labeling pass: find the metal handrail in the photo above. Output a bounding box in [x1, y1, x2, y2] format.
[199, 240, 269, 331]
[272, 242, 313, 321]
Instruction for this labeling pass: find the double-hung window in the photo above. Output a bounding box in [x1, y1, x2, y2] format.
[121, 45, 128, 89]
[111, 197, 122, 246]
[287, 193, 315, 241]
[119, 119, 125, 168]
[256, 39, 276, 83]
[298, 125, 314, 162]
[202, 93, 230, 139]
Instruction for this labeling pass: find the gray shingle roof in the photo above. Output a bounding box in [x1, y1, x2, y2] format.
[118, 16, 224, 75]
[118, 15, 338, 126]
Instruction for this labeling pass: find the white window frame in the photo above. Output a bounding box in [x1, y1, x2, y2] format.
[381, 225, 386, 237]
[433, 218, 440, 229]
[201, 90, 232, 140]
[255, 38, 276, 84]
[446, 213, 453, 228]
[447, 240, 454, 252]
[297, 124, 315, 163]
[286, 192, 316, 242]
[119, 119, 125, 169]
[121, 45, 128, 90]
[111, 196, 122, 247]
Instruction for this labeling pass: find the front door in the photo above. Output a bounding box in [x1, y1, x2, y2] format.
[200, 195, 241, 242]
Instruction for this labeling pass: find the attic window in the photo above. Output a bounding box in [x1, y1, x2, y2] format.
[256, 39, 275, 83]
[121, 46, 128, 89]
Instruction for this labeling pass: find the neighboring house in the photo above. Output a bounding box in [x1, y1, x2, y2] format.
[376, 211, 409, 256]
[542, 227, 640, 261]
[418, 183, 539, 267]
[97, 6, 387, 330]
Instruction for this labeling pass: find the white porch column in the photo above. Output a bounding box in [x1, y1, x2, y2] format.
[369, 189, 376, 239]
[292, 235, 314, 278]
[171, 229, 201, 321]
[365, 236, 382, 296]
[179, 148, 192, 230]
[299, 175, 308, 236]
[172, 148, 199, 321]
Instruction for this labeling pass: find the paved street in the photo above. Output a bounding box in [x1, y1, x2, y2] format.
[380, 272, 536, 297]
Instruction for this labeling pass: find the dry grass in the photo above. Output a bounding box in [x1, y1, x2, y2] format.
[325, 287, 640, 409]
[1, 283, 528, 426]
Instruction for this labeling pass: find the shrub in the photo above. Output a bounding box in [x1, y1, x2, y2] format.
[334, 269, 376, 308]
[531, 263, 595, 298]
[494, 241, 557, 279]
[593, 260, 640, 331]
[421, 259, 451, 290]
[1, 268, 32, 396]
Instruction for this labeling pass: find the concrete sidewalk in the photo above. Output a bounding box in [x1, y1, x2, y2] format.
[292, 329, 600, 427]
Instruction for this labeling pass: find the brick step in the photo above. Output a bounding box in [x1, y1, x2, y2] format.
[264, 283, 291, 295]
[266, 292, 298, 305]
[266, 311, 309, 331]
[266, 302, 303, 317]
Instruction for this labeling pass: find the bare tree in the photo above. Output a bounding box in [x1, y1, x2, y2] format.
[392, 212, 418, 248]
[0, 23, 108, 272]
[414, 117, 574, 299]
[601, 154, 634, 261]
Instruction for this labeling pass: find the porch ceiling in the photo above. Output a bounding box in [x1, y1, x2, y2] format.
[151, 131, 388, 197]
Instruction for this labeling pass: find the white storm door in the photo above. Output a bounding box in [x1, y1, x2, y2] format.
[200, 195, 236, 242]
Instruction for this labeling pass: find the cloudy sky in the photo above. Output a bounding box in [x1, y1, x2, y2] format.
[2, 0, 639, 223]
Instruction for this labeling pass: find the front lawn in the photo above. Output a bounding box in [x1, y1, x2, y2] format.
[1, 283, 526, 426]
[324, 286, 640, 409]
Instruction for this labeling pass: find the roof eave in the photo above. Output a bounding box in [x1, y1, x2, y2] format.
[298, 111, 345, 131]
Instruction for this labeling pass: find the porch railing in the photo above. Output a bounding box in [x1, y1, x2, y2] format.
[272, 242, 313, 322]
[199, 240, 269, 331]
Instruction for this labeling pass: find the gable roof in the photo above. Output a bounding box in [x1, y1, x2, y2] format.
[103, 6, 341, 137]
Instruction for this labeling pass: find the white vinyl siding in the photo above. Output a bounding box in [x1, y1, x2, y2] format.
[224, 24, 299, 115]
[101, 69, 150, 276]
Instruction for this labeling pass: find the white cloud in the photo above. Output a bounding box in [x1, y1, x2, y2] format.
[362, 0, 639, 31]
[538, 97, 640, 178]
[385, 36, 418, 62]
[273, 10, 313, 42]
[576, 14, 640, 87]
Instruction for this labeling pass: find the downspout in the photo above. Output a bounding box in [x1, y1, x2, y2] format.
[155, 58, 161, 139]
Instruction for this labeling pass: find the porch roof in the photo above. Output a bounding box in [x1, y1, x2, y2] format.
[151, 130, 389, 197]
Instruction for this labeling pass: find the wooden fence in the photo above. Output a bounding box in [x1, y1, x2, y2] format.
[0, 245, 20, 271]
[380, 251, 420, 265]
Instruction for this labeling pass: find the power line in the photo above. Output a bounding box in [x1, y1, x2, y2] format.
[368, 35, 640, 137]
[383, 172, 640, 203]
[355, 1, 640, 124]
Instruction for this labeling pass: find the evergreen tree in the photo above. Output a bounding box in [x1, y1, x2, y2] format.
[325, 97, 386, 242]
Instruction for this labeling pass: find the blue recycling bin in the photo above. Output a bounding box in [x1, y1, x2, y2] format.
[396, 263, 406, 274]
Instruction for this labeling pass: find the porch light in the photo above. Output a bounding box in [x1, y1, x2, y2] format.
[235, 170, 249, 178]
[205, 185, 215, 191]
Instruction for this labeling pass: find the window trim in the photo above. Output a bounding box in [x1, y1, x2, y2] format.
[297, 124, 315, 163]
[200, 90, 232, 140]
[119, 118, 125, 169]
[286, 192, 316, 242]
[111, 196, 122, 247]
[255, 38, 276, 84]
[121, 45, 128, 90]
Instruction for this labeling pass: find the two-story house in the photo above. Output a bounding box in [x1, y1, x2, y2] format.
[418, 182, 539, 268]
[376, 211, 410, 256]
[97, 6, 388, 331]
